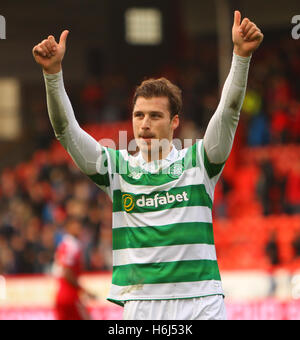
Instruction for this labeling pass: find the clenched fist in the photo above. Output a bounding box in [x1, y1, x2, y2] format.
[32, 30, 69, 74]
[232, 11, 264, 57]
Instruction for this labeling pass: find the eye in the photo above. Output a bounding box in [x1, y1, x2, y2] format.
[151, 112, 162, 119]
[134, 112, 143, 118]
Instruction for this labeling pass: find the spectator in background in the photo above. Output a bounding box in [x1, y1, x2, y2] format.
[269, 74, 292, 107]
[213, 177, 231, 219]
[38, 225, 56, 273]
[247, 111, 270, 146]
[265, 230, 280, 297]
[257, 159, 287, 215]
[80, 76, 104, 124]
[257, 160, 276, 215]
[242, 80, 269, 147]
[243, 87, 263, 118]
[0, 235, 16, 274]
[292, 229, 300, 259]
[289, 100, 300, 143]
[267, 73, 293, 144]
[284, 161, 300, 215]
[270, 104, 290, 144]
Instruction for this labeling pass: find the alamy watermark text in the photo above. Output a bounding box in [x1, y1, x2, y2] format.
[0, 15, 6, 39]
[292, 15, 300, 40]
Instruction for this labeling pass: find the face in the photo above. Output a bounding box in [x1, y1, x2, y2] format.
[67, 220, 82, 238]
[132, 96, 179, 160]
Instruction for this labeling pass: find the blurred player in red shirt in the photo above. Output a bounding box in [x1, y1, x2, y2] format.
[54, 218, 95, 320]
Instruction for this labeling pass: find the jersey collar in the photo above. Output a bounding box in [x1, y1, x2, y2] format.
[137, 144, 178, 171]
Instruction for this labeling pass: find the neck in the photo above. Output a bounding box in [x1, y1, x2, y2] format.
[141, 143, 173, 163]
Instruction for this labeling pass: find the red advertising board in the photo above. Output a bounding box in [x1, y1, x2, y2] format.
[1, 273, 300, 320]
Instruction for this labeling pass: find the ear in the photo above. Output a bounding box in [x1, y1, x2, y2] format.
[171, 115, 180, 131]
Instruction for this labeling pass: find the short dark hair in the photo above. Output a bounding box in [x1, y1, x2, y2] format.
[133, 77, 183, 119]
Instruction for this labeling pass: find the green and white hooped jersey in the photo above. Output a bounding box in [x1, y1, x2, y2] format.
[89, 140, 225, 306]
[44, 54, 251, 307]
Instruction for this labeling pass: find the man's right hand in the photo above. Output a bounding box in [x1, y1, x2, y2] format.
[32, 30, 69, 74]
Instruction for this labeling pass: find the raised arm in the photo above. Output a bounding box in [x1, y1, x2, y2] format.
[203, 11, 263, 168]
[32, 31, 101, 176]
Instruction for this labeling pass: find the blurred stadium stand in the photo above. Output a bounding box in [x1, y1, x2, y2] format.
[0, 0, 300, 319]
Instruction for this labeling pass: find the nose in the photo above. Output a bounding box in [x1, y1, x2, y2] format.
[141, 116, 151, 129]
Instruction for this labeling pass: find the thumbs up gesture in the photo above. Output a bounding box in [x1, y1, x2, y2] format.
[32, 30, 69, 74]
[232, 11, 264, 57]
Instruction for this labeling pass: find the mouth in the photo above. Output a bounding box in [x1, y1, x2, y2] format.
[139, 135, 156, 143]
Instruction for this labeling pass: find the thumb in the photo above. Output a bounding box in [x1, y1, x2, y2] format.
[59, 30, 69, 47]
[233, 10, 241, 27]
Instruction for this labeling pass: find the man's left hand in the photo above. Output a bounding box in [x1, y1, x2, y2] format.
[232, 10, 264, 57]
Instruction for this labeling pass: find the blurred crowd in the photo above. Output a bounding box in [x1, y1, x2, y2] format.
[0, 32, 300, 275]
[77, 33, 300, 145]
[0, 155, 113, 274]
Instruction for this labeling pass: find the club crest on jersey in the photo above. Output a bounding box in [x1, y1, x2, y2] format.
[168, 163, 184, 179]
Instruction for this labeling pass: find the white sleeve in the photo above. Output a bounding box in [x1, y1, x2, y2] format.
[203, 53, 251, 164]
[43, 71, 101, 175]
